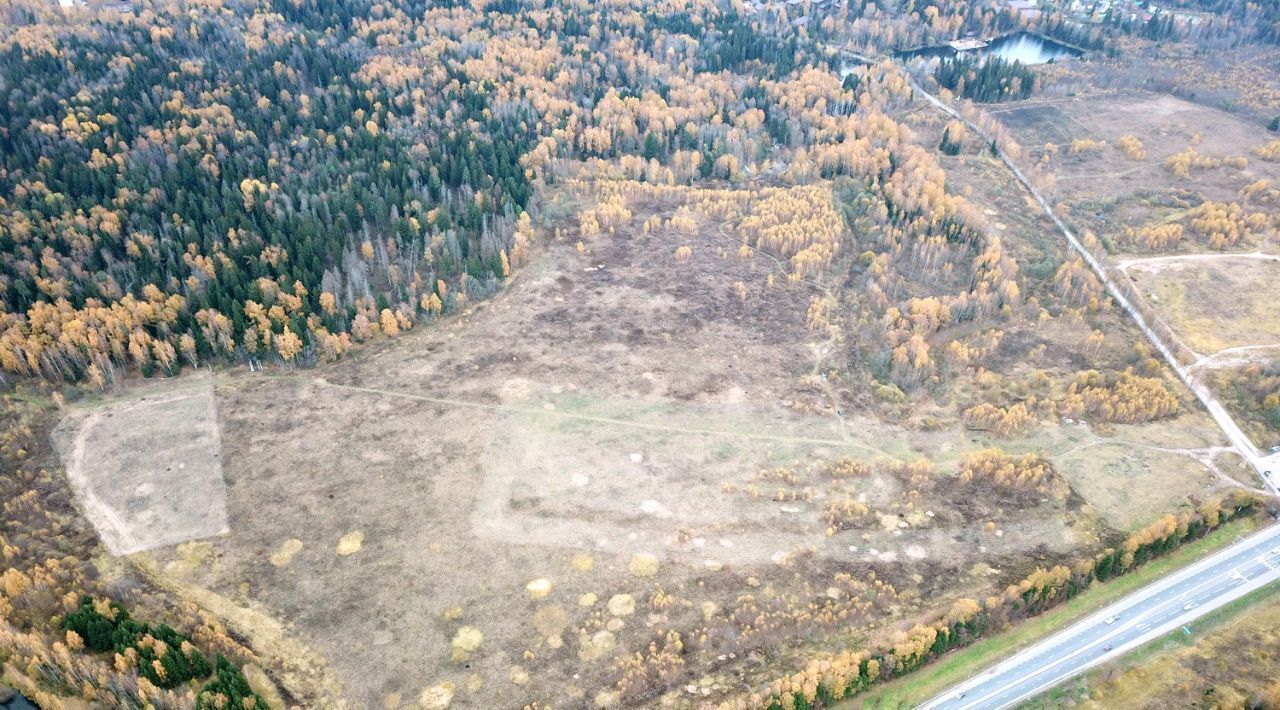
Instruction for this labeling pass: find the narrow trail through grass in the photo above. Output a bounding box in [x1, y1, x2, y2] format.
[299, 375, 902, 457]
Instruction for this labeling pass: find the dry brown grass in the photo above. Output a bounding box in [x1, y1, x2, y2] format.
[1125, 257, 1280, 355]
[53, 125, 1248, 708]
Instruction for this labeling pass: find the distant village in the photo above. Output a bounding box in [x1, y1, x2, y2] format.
[730, 0, 1212, 37]
[1004, 0, 1213, 27]
[51, 0, 1211, 34]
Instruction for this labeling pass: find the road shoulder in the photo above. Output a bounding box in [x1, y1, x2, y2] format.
[847, 517, 1257, 709]
[1018, 580, 1280, 709]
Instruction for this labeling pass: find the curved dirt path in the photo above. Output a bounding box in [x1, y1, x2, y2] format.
[1191, 344, 1280, 370]
[66, 410, 142, 555]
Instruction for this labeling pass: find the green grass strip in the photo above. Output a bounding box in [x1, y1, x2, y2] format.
[1020, 575, 1280, 708]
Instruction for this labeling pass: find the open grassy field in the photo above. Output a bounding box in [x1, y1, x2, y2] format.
[1124, 255, 1280, 355]
[50, 99, 1261, 708]
[991, 92, 1280, 244]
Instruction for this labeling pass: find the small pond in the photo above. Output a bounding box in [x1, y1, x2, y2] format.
[0, 690, 38, 710]
[896, 31, 1084, 65]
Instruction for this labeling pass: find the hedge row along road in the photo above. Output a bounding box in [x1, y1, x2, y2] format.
[923, 521, 1280, 709]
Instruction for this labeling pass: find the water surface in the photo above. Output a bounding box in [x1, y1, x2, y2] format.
[896, 31, 1084, 65]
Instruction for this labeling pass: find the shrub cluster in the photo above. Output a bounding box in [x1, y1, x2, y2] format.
[956, 448, 1058, 495]
[64, 597, 210, 688]
[1061, 370, 1180, 423]
[63, 597, 266, 707]
[198, 655, 270, 710]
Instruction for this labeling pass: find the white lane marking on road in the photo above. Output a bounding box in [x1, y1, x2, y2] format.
[925, 526, 1280, 708]
[946, 552, 1279, 710]
[979, 563, 1280, 710]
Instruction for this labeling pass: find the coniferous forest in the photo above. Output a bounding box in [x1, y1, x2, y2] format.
[933, 54, 1036, 102]
[0, 1, 552, 382]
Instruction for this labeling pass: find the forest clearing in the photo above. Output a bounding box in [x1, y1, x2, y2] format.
[3, 1, 1279, 708]
[54, 169, 1249, 707]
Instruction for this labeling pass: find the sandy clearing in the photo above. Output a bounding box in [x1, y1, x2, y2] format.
[57, 384, 229, 556]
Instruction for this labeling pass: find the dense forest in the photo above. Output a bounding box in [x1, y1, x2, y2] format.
[1093, 0, 1280, 47]
[0, 0, 541, 380]
[933, 55, 1036, 102]
[0, 1, 796, 383]
[0, 0, 1057, 386]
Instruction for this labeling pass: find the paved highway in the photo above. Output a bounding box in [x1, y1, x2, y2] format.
[922, 523, 1280, 710]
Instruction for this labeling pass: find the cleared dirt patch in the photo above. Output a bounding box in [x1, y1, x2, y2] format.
[55, 381, 227, 555]
[1054, 437, 1226, 531]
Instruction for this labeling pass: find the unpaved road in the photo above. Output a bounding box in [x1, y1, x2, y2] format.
[891, 63, 1278, 493]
